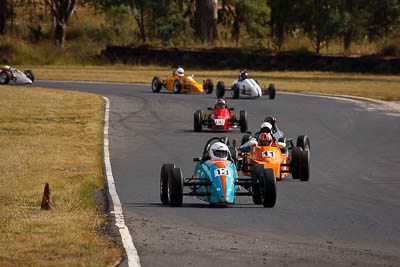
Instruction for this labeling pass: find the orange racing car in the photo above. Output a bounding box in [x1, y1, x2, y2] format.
[233, 132, 310, 183]
[152, 67, 214, 94]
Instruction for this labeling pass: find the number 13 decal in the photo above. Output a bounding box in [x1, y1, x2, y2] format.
[214, 168, 230, 176]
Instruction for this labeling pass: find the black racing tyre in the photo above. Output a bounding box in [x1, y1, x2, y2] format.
[194, 111, 202, 132]
[152, 76, 162, 93]
[173, 79, 182, 93]
[297, 135, 311, 152]
[241, 134, 251, 145]
[24, 70, 35, 82]
[239, 110, 248, 133]
[160, 163, 175, 204]
[251, 164, 264, 205]
[262, 168, 277, 208]
[216, 81, 225, 98]
[232, 84, 240, 99]
[268, 84, 276, 99]
[204, 79, 214, 94]
[168, 167, 184, 207]
[299, 150, 310, 182]
[290, 147, 302, 179]
[0, 71, 10, 85]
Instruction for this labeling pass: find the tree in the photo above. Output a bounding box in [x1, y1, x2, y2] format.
[44, 0, 76, 47]
[269, 0, 301, 49]
[195, 0, 218, 43]
[301, 0, 342, 54]
[365, 0, 400, 40]
[220, 0, 270, 47]
[0, 0, 14, 35]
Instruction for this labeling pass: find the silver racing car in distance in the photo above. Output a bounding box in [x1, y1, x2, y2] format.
[216, 69, 275, 99]
[0, 65, 35, 85]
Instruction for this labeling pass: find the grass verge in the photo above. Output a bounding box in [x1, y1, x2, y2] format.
[25, 65, 400, 101]
[0, 85, 121, 266]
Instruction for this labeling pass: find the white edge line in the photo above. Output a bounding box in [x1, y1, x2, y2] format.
[103, 96, 141, 267]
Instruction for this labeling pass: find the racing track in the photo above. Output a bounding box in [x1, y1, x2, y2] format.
[32, 81, 400, 266]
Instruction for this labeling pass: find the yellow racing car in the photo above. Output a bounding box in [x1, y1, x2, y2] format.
[151, 67, 213, 94]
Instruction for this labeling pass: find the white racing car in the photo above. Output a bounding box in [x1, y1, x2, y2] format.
[0, 65, 35, 85]
[216, 69, 275, 99]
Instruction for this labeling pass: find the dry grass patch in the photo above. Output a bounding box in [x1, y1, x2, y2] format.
[0, 86, 121, 266]
[24, 65, 400, 101]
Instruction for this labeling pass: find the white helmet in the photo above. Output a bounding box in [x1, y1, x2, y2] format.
[260, 122, 272, 133]
[209, 142, 230, 160]
[176, 67, 184, 77]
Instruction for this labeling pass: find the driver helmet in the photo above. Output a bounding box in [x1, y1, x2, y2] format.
[176, 67, 184, 77]
[260, 122, 273, 133]
[239, 69, 248, 80]
[215, 98, 226, 109]
[209, 142, 230, 160]
[259, 133, 272, 146]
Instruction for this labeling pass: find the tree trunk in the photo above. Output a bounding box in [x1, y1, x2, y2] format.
[344, 0, 353, 51]
[55, 21, 66, 47]
[45, 0, 75, 47]
[0, 0, 7, 35]
[195, 0, 218, 43]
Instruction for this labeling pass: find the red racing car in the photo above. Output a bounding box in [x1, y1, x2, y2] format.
[194, 98, 248, 132]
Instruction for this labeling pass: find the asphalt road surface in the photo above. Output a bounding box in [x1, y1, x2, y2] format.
[33, 81, 400, 266]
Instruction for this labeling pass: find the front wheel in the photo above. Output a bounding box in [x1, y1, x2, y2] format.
[194, 110, 202, 132]
[24, 70, 35, 82]
[160, 163, 175, 204]
[152, 76, 162, 93]
[0, 71, 10, 85]
[251, 164, 264, 205]
[173, 79, 182, 94]
[261, 168, 277, 207]
[239, 110, 248, 133]
[268, 84, 276, 99]
[168, 167, 184, 207]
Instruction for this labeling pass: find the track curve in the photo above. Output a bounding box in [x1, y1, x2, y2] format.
[33, 81, 400, 266]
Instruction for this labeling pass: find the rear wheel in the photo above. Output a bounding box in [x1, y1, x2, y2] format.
[216, 81, 225, 98]
[168, 167, 184, 207]
[173, 79, 182, 93]
[239, 110, 248, 133]
[232, 84, 240, 99]
[24, 70, 35, 82]
[251, 164, 264, 205]
[290, 147, 302, 179]
[299, 150, 310, 182]
[268, 84, 276, 99]
[297, 135, 310, 152]
[152, 76, 162, 92]
[261, 168, 277, 207]
[160, 163, 175, 204]
[194, 111, 202, 132]
[204, 79, 214, 94]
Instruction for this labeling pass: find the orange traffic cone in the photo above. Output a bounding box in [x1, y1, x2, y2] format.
[41, 183, 53, 210]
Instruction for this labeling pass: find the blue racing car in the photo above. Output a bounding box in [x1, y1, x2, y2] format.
[160, 137, 277, 207]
